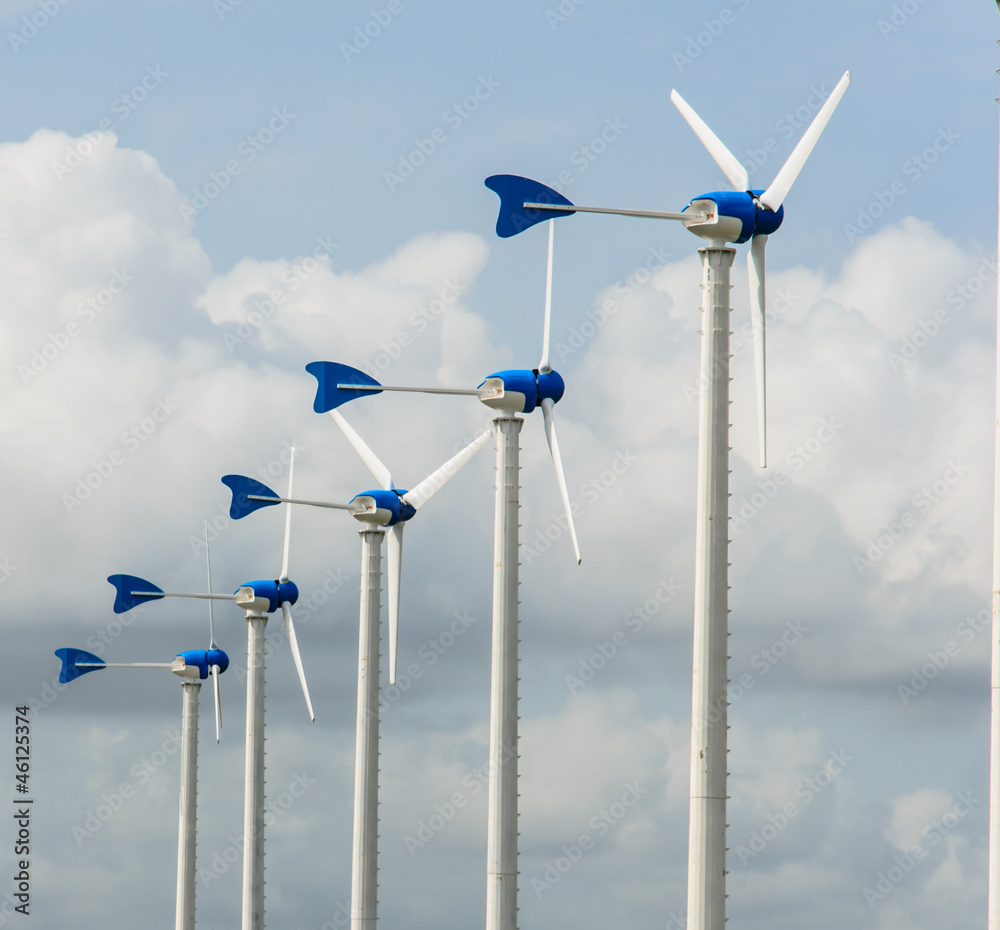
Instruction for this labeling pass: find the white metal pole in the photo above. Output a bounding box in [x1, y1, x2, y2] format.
[242, 612, 268, 930]
[989, 23, 1000, 930]
[175, 680, 200, 930]
[686, 246, 735, 930]
[352, 528, 383, 930]
[486, 414, 522, 930]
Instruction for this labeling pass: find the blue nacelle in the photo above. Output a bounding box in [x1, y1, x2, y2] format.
[349, 489, 416, 527]
[682, 190, 784, 244]
[479, 369, 565, 414]
[175, 649, 230, 680]
[234, 579, 299, 613]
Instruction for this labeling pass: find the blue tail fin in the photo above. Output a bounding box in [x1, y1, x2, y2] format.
[221, 475, 281, 519]
[107, 574, 164, 614]
[485, 175, 575, 237]
[305, 362, 382, 413]
[55, 648, 106, 684]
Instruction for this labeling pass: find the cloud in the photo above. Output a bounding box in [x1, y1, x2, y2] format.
[4, 129, 997, 930]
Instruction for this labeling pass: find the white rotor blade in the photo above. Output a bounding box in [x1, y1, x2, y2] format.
[401, 428, 493, 511]
[759, 71, 851, 211]
[280, 447, 295, 582]
[540, 398, 582, 565]
[204, 522, 216, 648]
[670, 88, 749, 191]
[282, 602, 315, 722]
[211, 664, 222, 744]
[748, 235, 768, 468]
[539, 220, 554, 373]
[387, 523, 403, 685]
[329, 409, 393, 490]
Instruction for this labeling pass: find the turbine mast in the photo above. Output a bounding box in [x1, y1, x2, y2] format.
[175, 680, 200, 930]
[686, 245, 736, 930]
[352, 528, 383, 929]
[485, 414, 521, 930]
[242, 612, 268, 930]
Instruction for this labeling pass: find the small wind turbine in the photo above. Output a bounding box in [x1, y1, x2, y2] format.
[484, 72, 850, 930]
[57, 527, 229, 930]
[56, 646, 230, 930]
[107, 459, 315, 930]
[222, 414, 492, 928]
[304, 225, 581, 930]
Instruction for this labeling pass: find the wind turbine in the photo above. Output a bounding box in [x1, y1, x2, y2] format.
[107, 458, 315, 930]
[55, 648, 229, 930]
[484, 72, 850, 930]
[222, 413, 492, 929]
[57, 529, 229, 930]
[304, 221, 581, 930]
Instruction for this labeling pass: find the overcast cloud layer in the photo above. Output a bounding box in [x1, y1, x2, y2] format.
[2, 3, 999, 929]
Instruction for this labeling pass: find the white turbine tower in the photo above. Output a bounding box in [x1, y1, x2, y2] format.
[108, 457, 315, 930]
[304, 224, 581, 930]
[483, 72, 850, 930]
[57, 532, 229, 930]
[223, 416, 492, 929]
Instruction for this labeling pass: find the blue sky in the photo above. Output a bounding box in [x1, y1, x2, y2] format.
[3, 0, 991, 332]
[2, 1, 1000, 929]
